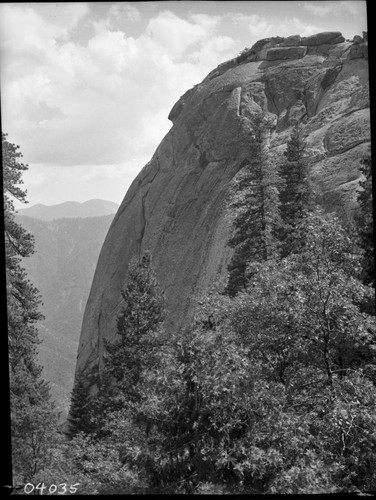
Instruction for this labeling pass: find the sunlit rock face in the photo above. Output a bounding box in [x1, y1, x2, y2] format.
[74, 32, 370, 392]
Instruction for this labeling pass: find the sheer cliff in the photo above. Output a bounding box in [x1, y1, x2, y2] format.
[74, 32, 370, 392]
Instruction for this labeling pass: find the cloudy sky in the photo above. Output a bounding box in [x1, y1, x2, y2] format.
[0, 1, 368, 209]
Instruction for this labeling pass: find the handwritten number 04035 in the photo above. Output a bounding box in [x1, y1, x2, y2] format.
[24, 482, 80, 494]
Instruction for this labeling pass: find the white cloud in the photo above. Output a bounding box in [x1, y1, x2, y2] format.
[145, 10, 209, 58]
[0, 3, 89, 48]
[303, 1, 364, 17]
[228, 12, 324, 44]
[189, 12, 221, 32]
[0, 5, 236, 176]
[108, 3, 141, 23]
[188, 35, 235, 66]
[18, 162, 141, 207]
[3, 2, 360, 207]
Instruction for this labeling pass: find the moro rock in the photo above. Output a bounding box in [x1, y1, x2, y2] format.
[74, 32, 370, 392]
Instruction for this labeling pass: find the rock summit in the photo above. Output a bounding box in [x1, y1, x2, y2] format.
[74, 32, 370, 392]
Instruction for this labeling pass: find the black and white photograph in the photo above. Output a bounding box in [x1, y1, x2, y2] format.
[1, 1, 374, 495]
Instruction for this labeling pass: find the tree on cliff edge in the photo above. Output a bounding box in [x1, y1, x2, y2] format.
[225, 114, 283, 296]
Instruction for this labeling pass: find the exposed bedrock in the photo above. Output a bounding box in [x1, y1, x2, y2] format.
[74, 32, 370, 392]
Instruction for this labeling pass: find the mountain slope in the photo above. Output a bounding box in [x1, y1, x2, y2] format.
[74, 32, 370, 393]
[18, 199, 119, 220]
[17, 214, 116, 419]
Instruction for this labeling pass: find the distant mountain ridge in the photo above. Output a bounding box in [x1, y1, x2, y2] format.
[17, 199, 119, 220]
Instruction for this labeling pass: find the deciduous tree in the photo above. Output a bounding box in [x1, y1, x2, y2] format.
[355, 149, 374, 286]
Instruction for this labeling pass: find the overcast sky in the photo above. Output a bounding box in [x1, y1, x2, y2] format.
[0, 1, 368, 209]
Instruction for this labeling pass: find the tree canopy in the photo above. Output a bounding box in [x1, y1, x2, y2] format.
[6, 124, 375, 494]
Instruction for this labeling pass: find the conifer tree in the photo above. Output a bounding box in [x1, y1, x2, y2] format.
[93, 252, 166, 419]
[279, 122, 313, 256]
[68, 252, 166, 438]
[3, 133, 57, 484]
[3, 133, 42, 374]
[105, 251, 165, 394]
[225, 114, 283, 296]
[67, 371, 95, 437]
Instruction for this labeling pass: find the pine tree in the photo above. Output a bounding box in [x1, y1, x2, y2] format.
[279, 122, 313, 255]
[68, 252, 166, 439]
[356, 149, 374, 286]
[3, 133, 57, 484]
[67, 371, 95, 437]
[86, 251, 165, 428]
[105, 251, 165, 393]
[225, 114, 283, 296]
[3, 134, 42, 374]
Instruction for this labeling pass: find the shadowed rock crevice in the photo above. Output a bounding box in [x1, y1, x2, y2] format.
[198, 149, 209, 170]
[321, 64, 343, 90]
[263, 79, 280, 116]
[137, 190, 147, 261]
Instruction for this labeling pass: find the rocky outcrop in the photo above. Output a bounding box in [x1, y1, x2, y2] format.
[348, 42, 368, 60]
[301, 31, 345, 46]
[280, 34, 302, 47]
[73, 32, 370, 395]
[266, 46, 307, 61]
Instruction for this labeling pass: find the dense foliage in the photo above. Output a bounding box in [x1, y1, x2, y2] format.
[356, 149, 374, 286]
[6, 123, 375, 495]
[62, 129, 374, 493]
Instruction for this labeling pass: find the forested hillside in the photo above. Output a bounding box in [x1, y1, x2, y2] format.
[4, 103, 375, 498]
[15, 214, 115, 419]
[64, 122, 375, 494]
[4, 133, 59, 492]
[4, 29, 375, 495]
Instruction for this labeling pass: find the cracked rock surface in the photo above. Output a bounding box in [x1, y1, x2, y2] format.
[74, 32, 370, 391]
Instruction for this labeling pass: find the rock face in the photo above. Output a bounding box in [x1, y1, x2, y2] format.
[266, 46, 307, 61]
[74, 32, 370, 394]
